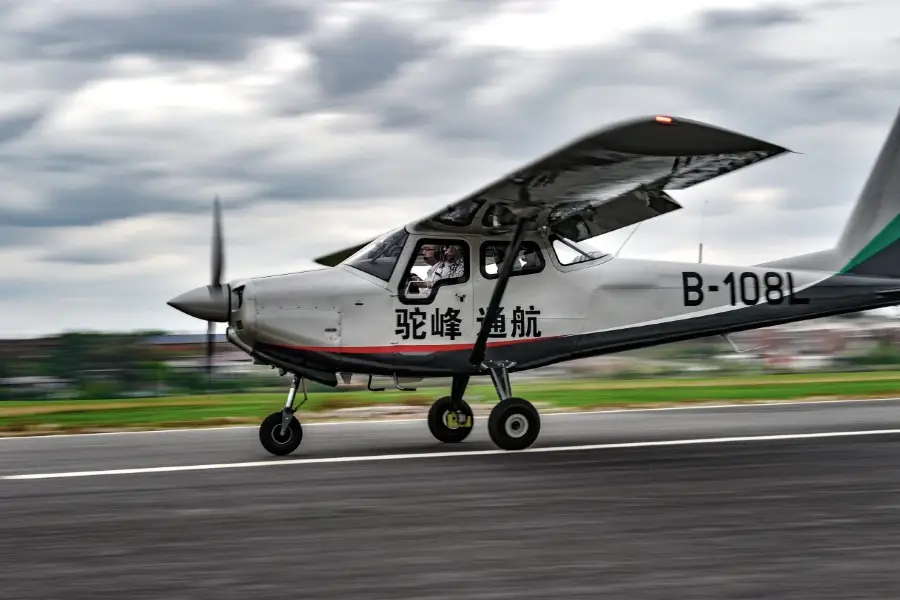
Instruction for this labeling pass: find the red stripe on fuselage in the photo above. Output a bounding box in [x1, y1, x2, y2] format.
[275, 337, 555, 354]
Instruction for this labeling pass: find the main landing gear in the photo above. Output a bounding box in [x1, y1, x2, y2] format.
[429, 212, 540, 451]
[427, 361, 541, 451]
[259, 374, 308, 456]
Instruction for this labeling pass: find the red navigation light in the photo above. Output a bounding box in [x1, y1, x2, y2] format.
[655, 115, 674, 124]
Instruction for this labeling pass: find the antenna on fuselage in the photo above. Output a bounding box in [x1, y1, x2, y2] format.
[614, 223, 642, 257]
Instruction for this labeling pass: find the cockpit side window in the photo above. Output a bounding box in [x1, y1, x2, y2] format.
[481, 241, 545, 279]
[343, 227, 409, 282]
[398, 239, 469, 304]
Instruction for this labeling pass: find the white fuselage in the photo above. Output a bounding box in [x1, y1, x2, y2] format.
[228, 231, 844, 374]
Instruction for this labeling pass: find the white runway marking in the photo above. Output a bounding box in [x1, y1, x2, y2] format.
[5, 428, 900, 480]
[1, 396, 898, 441]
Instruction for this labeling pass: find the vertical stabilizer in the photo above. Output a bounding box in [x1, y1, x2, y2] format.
[836, 106, 900, 277]
[761, 105, 900, 276]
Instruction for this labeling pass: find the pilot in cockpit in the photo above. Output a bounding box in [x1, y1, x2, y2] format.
[407, 243, 463, 296]
[422, 244, 441, 279]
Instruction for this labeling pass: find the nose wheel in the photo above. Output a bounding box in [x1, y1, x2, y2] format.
[260, 374, 308, 456]
[259, 411, 303, 456]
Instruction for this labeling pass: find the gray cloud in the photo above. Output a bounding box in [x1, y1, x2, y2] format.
[372, 46, 515, 141]
[700, 5, 805, 29]
[0, 112, 42, 145]
[39, 248, 133, 266]
[0, 225, 48, 249]
[308, 15, 444, 98]
[0, 181, 187, 229]
[8, 0, 315, 63]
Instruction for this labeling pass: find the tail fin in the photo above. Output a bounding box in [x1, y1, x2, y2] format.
[836, 105, 900, 278]
[761, 105, 900, 277]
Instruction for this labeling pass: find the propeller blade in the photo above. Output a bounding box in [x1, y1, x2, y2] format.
[209, 197, 222, 388]
[211, 195, 223, 288]
[207, 320, 215, 376]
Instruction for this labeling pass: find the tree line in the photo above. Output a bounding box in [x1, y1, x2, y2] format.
[0, 331, 274, 400]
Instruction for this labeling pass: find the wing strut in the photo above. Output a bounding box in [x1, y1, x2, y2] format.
[469, 213, 529, 368]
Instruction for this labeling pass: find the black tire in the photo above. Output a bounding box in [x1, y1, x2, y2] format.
[259, 411, 303, 456]
[427, 396, 474, 443]
[487, 398, 540, 451]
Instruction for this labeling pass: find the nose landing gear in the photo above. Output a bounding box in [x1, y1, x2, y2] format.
[259, 374, 308, 456]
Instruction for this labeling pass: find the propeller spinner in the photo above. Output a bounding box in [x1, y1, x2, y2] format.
[167, 197, 230, 375]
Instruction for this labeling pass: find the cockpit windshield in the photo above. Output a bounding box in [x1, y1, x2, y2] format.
[342, 227, 409, 282]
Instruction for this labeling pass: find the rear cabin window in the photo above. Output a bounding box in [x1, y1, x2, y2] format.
[550, 238, 608, 266]
[481, 241, 545, 278]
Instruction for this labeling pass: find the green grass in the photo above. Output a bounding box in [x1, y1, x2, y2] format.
[3, 370, 900, 435]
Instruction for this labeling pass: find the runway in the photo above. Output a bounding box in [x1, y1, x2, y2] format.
[3, 398, 900, 598]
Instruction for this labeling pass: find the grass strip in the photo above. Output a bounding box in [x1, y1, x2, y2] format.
[3, 371, 900, 435]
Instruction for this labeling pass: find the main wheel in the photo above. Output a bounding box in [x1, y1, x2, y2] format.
[488, 398, 540, 451]
[428, 396, 474, 443]
[259, 411, 303, 456]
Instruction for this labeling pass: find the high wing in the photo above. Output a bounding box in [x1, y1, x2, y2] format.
[416, 114, 790, 241]
[314, 113, 790, 264]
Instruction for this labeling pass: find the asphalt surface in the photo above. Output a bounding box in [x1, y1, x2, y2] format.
[3, 399, 900, 598]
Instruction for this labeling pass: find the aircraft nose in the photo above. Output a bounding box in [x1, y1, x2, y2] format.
[167, 285, 230, 322]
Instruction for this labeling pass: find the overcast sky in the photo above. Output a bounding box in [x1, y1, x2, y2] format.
[1, 0, 899, 338]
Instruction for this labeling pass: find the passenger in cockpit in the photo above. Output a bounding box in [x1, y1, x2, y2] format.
[438, 244, 464, 280]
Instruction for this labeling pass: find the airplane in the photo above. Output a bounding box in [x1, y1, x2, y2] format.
[168, 106, 900, 457]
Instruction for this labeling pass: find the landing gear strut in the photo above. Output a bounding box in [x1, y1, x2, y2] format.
[454, 209, 541, 451]
[259, 374, 308, 456]
[484, 361, 540, 451]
